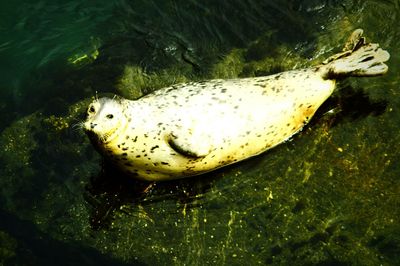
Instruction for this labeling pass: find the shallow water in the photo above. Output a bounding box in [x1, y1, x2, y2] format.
[1, 0, 400, 265]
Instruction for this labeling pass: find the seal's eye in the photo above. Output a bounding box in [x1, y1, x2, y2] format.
[89, 106, 95, 113]
[106, 114, 114, 119]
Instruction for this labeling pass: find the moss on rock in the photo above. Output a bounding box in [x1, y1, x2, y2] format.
[0, 230, 17, 265]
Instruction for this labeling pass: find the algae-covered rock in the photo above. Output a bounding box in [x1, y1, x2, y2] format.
[0, 113, 40, 213]
[0, 230, 17, 265]
[116, 65, 191, 99]
[209, 32, 309, 80]
[0, 99, 97, 218]
[210, 49, 245, 79]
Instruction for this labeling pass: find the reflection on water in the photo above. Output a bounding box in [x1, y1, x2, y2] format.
[0, 0, 399, 265]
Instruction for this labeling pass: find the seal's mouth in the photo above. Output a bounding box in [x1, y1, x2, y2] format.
[85, 127, 114, 144]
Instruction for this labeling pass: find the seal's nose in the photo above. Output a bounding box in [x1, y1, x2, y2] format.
[90, 123, 97, 129]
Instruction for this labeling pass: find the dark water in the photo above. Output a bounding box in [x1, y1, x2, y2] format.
[1, 0, 399, 265]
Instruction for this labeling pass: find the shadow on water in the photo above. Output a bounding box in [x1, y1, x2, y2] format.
[84, 161, 220, 230]
[0, 209, 141, 266]
[309, 83, 388, 128]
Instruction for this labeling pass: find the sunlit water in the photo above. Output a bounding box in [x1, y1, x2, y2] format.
[0, 0, 399, 265]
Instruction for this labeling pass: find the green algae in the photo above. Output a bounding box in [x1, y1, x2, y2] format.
[210, 49, 245, 79]
[68, 41, 100, 67]
[116, 65, 191, 100]
[0, 230, 17, 265]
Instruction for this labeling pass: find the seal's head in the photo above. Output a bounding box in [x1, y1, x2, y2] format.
[84, 97, 127, 144]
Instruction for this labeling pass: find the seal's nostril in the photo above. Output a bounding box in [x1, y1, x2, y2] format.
[90, 123, 96, 129]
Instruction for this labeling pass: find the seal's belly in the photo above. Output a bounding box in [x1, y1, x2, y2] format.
[107, 68, 335, 181]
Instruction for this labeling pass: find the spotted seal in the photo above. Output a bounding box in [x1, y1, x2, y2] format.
[84, 29, 389, 181]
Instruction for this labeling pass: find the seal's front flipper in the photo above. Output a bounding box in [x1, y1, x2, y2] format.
[168, 132, 212, 158]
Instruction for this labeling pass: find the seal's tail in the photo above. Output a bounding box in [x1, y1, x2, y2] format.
[321, 29, 390, 79]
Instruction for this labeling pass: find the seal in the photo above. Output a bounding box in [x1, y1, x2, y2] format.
[84, 29, 389, 181]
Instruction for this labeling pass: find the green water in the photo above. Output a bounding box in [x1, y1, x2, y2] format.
[1, 0, 400, 265]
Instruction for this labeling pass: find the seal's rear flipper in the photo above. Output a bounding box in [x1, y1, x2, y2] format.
[321, 29, 390, 79]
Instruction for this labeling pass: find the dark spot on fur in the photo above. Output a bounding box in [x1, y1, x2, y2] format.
[150, 145, 159, 152]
